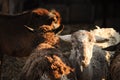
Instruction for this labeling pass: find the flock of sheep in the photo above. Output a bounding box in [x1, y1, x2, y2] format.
[0, 8, 120, 80]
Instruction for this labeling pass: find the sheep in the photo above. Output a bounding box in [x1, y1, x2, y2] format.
[60, 26, 120, 48]
[59, 26, 120, 80]
[1, 24, 65, 80]
[19, 24, 77, 80]
[0, 8, 62, 80]
[103, 42, 120, 80]
[60, 26, 120, 63]
[0, 8, 61, 57]
[1, 55, 26, 80]
[90, 26, 120, 65]
[90, 26, 120, 48]
[59, 30, 109, 80]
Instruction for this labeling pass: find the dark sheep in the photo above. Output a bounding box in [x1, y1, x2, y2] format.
[0, 8, 61, 79]
[103, 42, 120, 80]
[0, 8, 61, 57]
[19, 25, 77, 80]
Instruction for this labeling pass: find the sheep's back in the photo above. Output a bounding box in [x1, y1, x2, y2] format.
[110, 54, 120, 80]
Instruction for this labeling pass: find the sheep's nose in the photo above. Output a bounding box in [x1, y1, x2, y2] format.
[81, 56, 90, 68]
[82, 56, 85, 60]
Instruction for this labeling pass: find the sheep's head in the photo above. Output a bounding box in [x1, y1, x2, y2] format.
[26, 8, 61, 31]
[25, 24, 64, 34]
[25, 8, 64, 35]
[24, 9, 64, 46]
[70, 30, 96, 70]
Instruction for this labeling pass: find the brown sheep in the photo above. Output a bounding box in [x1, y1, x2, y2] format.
[0, 8, 61, 57]
[103, 42, 120, 80]
[19, 25, 77, 80]
[0, 8, 61, 79]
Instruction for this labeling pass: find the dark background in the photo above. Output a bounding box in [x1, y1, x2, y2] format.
[0, 0, 120, 32]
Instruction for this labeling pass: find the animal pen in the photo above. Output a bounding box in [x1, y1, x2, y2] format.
[0, 0, 120, 80]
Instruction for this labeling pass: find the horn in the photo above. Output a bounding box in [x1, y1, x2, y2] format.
[102, 45, 116, 51]
[53, 24, 64, 34]
[24, 25, 35, 32]
[53, 22, 60, 29]
[102, 43, 119, 51]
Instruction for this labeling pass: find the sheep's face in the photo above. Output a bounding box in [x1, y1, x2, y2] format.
[71, 30, 95, 68]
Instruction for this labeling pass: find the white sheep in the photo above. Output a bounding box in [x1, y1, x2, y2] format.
[60, 29, 109, 80]
[60, 26, 120, 63]
[90, 26, 120, 48]
[60, 26, 120, 48]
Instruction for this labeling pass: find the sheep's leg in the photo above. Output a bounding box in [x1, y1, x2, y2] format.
[0, 53, 3, 80]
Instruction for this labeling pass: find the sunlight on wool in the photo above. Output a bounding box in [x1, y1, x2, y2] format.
[90, 26, 120, 48]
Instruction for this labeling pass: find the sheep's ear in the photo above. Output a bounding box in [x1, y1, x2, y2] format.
[59, 35, 71, 42]
[24, 25, 35, 32]
[102, 45, 116, 51]
[95, 36, 109, 43]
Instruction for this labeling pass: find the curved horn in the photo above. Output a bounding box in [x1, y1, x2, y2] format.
[102, 43, 120, 51]
[102, 45, 116, 51]
[53, 22, 60, 29]
[53, 24, 64, 34]
[24, 25, 35, 32]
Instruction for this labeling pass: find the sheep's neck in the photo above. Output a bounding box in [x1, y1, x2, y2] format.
[37, 32, 59, 50]
[43, 32, 59, 45]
